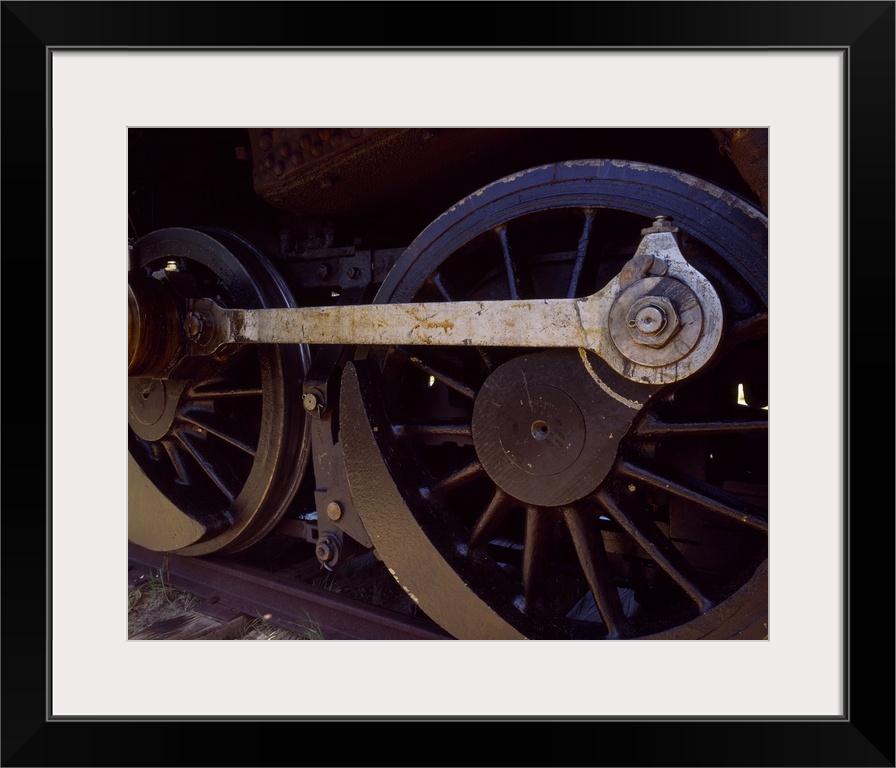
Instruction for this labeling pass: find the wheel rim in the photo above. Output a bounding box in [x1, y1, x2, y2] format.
[355, 160, 768, 639]
[128, 227, 311, 555]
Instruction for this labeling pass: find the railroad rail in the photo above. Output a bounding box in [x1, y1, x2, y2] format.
[128, 542, 453, 640]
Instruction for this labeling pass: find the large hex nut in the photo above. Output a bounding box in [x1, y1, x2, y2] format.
[625, 295, 680, 348]
[609, 276, 704, 368]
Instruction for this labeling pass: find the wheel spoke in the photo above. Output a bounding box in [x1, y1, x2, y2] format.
[397, 347, 478, 400]
[522, 506, 554, 609]
[496, 225, 532, 300]
[187, 384, 264, 399]
[595, 489, 713, 612]
[477, 347, 497, 372]
[563, 505, 627, 638]
[179, 412, 258, 456]
[469, 486, 515, 550]
[393, 422, 472, 439]
[174, 429, 239, 503]
[633, 413, 767, 438]
[618, 459, 768, 533]
[428, 272, 454, 302]
[728, 311, 768, 346]
[136, 437, 162, 463]
[428, 460, 486, 496]
[567, 208, 595, 298]
[161, 438, 190, 484]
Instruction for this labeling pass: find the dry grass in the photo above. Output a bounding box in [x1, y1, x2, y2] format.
[128, 576, 327, 640]
[241, 616, 323, 640]
[127, 546, 424, 640]
[128, 578, 200, 637]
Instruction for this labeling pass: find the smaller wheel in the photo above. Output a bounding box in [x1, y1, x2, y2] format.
[128, 227, 312, 555]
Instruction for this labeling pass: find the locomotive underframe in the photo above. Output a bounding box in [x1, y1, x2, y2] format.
[128, 128, 768, 640]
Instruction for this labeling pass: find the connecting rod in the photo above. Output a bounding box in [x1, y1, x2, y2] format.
[183, 227, 724, 384]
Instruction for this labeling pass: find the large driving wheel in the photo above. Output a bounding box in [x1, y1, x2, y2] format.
[128, 227, 311, 555]
[343, 160, 768, 639]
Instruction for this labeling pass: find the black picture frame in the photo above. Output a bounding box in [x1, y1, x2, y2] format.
[5, 2, 893, 766]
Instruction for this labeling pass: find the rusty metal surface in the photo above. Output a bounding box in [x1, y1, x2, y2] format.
[710, 128, 769, 212]
[128, 228, 312, 556]
[471, 350, 656, 506]
[248, 128, 526, 221]
[128, 271, 182, 377]
[128, 542, 453, 641]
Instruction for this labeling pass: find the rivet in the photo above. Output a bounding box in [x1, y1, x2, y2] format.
[258, 131, 273, 151]
[278, 142, 291, 158]
[272, 160, 286, 176]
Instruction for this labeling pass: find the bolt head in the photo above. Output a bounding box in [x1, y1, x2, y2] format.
[184, 313, 203, 339]
[626, 295, 679, 348]
[315, 535, 340, 565]
[631, 304, 667, 335]
[609, 276, 705, 369]
[640, 215, 680, 236]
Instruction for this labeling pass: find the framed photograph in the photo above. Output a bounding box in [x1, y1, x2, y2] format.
[10, 2, 892, 766]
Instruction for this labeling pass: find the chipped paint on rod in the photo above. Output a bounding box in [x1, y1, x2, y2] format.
[187, 230, 725, 385]
[202, 294, 612, 352]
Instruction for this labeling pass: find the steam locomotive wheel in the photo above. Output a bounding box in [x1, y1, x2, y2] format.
[344, 160, 768, 639]
[128, 227, 311, 555]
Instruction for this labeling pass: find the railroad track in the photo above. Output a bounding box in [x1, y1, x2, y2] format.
[128, 540, 453, 641]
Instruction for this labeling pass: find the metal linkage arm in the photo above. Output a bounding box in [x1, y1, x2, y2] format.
[185, 225, 723, 384]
